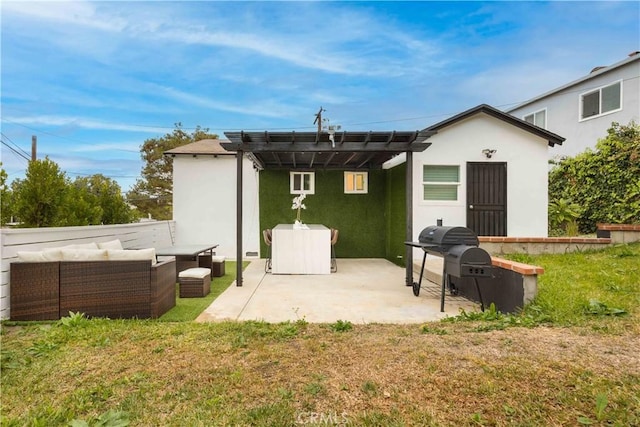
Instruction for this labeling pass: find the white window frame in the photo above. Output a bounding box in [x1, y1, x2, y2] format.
[422, 165, 460, 203]
[290, 171, 315, 195]
[579, 80, 623, 121]
[344, 171, 368, 194]
[523, 108, 547, 128]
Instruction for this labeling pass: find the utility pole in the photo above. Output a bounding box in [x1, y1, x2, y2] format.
[313, 106, 325, 133]
[31, 135, 37, 161]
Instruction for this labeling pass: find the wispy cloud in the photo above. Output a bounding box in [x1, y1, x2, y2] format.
[2, 1, 441, 77]
[4, 115, 168, 134]
[152, 85, 303, 118]
[1, 1, 127, 32]
[69, 142, 142, 154]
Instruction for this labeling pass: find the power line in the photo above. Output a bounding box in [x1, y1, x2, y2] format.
[0, 118, 142, 152]
[0, 140, 30, 162]
[0, 132, 31, 159]
[66, 170, 140, 179]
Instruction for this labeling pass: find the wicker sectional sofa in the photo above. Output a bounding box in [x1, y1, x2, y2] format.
[10, 241, 177, 321]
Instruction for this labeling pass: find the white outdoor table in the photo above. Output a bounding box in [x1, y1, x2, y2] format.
[271, 224, 331, 274]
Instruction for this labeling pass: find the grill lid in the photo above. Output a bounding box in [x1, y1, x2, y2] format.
[445, 244, 491, 264]
[418, 226, 479, 251]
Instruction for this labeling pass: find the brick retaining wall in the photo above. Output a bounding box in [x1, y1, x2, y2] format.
[479, 223, 639, 255]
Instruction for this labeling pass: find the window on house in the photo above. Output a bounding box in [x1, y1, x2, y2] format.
[344, 171, 368, 194]
[523, 109, 546, 128]
[580, 81, 622, 120]
[290, 172, 315, 194]
[423, 165, 459, 201]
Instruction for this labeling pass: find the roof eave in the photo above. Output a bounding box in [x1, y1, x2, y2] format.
[425, 104, 565, 147]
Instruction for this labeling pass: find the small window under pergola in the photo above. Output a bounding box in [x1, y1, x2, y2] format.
[221, 129, 436, 286]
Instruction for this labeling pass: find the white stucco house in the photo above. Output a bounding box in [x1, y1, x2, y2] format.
[411, 104, 564, 241]
[166, 104, 564, 261]
[507, 51, 640, 159]
[165, 140, 261, 259]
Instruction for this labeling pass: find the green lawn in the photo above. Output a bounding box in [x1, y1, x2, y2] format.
[502, 243, 640, 329]
[159, 261, 249, 322]
[1, 244, 639, 426]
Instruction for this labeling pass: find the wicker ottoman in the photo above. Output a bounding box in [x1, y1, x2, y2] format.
[178, 267, 211, 298]
[211, 256, 226, 277]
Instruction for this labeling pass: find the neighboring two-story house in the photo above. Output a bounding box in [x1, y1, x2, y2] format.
[507, 51, 640, 159]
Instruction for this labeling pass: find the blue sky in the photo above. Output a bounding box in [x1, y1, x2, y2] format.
[1, 1, 639, 192]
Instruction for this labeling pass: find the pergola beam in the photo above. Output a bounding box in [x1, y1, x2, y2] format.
[385, 130, 396, 145]
[323, 152, 337, 168]
[357, 153, 376, 169]
[343, 153, 357, 166]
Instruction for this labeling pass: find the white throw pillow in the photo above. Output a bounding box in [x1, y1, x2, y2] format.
[63, 242, 99, 250]
[42, 248, 63, 261]
[97, 239, 124, 250]
[107, 248, 156, 265]
[17, 251, 46, 262]
[16, 248, 63, 262]
[61, 249, 108, 261]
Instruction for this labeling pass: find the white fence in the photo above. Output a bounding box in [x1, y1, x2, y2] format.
[0, 221, 176, 320]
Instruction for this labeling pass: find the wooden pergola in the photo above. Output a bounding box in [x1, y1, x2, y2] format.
[221, 129, 436, 287]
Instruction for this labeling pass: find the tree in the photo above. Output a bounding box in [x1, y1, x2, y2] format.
[69, 174, 137, 225]
[1, 163, 14, 225]
[61, 178, 103, 226]
[13, 157, 68, 227]
[549, 121, 640, 233]
[127, 124, 217, 220]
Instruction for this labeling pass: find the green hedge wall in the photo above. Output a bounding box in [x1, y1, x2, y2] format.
[385, 163, 407, 267]
[259, 168, 406, 261]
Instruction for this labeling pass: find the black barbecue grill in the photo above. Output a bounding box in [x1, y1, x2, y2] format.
[405, 225, 494, 312]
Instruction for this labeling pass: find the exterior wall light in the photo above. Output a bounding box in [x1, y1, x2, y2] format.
[482, 149, 497, 159]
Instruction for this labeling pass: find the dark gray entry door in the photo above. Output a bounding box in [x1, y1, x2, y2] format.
[466, 162, 507, 236]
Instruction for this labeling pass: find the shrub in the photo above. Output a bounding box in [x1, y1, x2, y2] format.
[549, 122, 640, 233]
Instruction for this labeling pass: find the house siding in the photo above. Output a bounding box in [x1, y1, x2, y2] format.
[509, 57, 640, 158]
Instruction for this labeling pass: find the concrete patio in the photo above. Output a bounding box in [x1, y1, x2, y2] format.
[196, 258, 478, 324]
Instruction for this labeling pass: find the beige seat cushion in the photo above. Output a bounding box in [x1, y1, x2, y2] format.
[107, 248, 156, 265]
[178, 267, 211, 279]
[60, 249, 108, 261]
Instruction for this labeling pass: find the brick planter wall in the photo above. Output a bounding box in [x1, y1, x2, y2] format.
[479, 224, 640, 255]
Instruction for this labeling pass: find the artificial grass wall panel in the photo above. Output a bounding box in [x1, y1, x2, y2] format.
[385, 163, 407, 267]
[259, 169, 388, 258]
